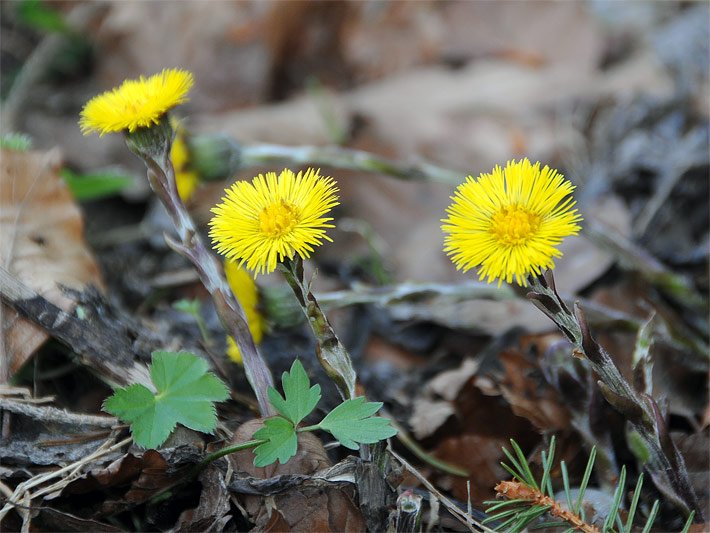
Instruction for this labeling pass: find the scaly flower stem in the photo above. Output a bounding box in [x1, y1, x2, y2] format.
[527, 270, 703, 522]
[279, 256, 357, 400]
[127, 123, 274, 417]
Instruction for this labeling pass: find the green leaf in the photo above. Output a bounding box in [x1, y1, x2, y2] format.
[319, 397, 397, 450]
[253, 416, 297, 467]
[173, 298, 201, 316]
[17, 0, 68, 33]
[103, 351, 229, 449]
[60, 168, 132, 201]
[267, 359, 321, 425]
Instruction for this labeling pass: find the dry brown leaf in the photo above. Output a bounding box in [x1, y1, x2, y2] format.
[498, 349, 570, 432]
[0, 149, 103, 379]
[427, 358, 479, 401]
[409, 398, 455, 440]
[173, 464, 231, 533]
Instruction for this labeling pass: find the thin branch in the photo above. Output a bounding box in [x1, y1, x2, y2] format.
[494, 480, 599, 533]
[0, 397, 116, 428]
[239, 143, 463, 185]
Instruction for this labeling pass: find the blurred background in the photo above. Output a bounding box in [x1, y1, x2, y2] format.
[2, 0, 708, 285]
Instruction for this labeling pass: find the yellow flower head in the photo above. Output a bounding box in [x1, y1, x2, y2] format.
[224, 260, 266, 364]
[79, 68, 194, 136]
[210, 168, 339, 275]
[170, 124, 190, 169]
[442, 158, 582, 286]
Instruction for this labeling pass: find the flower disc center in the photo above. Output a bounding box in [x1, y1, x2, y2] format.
[259, 200, 300, 237]
[490, 205, 541, 245]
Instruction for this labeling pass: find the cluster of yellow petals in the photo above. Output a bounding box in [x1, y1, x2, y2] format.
[442, 159, 582, 286]
[79, 68, 193, 136]
[170, 121, 200, 202]
[209, 168, 339, 276]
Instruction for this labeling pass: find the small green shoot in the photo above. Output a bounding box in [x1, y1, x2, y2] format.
[1, 132, 33, 151]
[104, 351, 229, 448]
[173, 298, 210, 344]
[484, 437, 664, 533]
[60, 168, 133, 201]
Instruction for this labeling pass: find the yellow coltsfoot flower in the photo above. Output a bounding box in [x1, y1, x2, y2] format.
[170, 120, 200, 202]
[224, 260, 266, 364]
[210, 168, 339, 275]
[442, 158, 582, 286]
[79, 68, 193, 136]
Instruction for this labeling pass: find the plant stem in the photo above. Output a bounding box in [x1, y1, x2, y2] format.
[527, 271, 703, 521]
[127, 122, 275, 416]
[296, 424, 321, 433]
[278, 256, 357, 400]
[239, 143, 463, 185]
[196, 438, 265, 470]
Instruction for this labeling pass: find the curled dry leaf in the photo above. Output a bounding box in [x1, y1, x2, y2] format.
[0, 149, 103, 379]
[498, 349, 571, 432]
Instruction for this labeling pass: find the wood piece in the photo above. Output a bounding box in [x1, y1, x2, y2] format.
[0, 266, 153, 389]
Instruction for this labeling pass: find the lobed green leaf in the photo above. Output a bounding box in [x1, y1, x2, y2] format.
[319, 397, 397, 450]
[103, 351, 229, 449]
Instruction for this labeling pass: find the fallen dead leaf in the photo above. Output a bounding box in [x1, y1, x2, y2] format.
[0, 148, 103, 380]
[409, 398, 456, 440]
[498, 349, 571, 432]
[172, 464, 231, 533]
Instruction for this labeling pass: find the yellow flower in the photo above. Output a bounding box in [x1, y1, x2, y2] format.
[79, 68, 193, 136]
[210, 168, 339, 275]
[442, 158, 582, 286]
[176, 169, 200, 202]
[224, 260, 265, 364]
[170, 120, 200, 202]
[170, 124, 190, 169]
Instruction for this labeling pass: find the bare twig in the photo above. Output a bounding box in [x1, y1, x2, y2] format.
[239, 143, 463, 185]
[0, 397, 116, 428]
[495, 480, 599, 533]
[387, 445, 493, 533]
[0, 266, 152, 389]
[0, 434, 131, 524]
